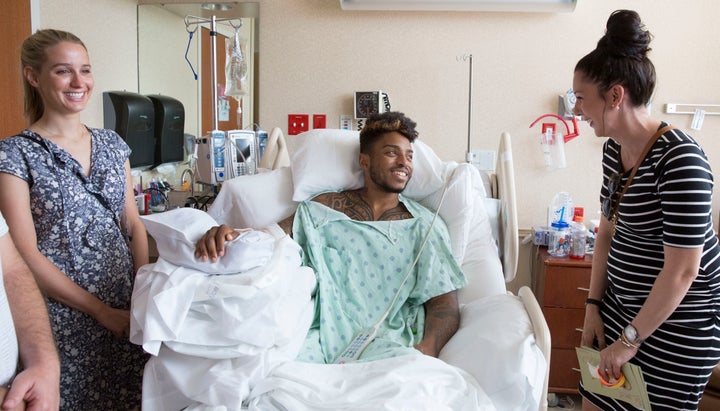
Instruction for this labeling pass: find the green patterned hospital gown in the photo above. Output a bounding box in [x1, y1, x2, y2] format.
[293, 194, 467, 364]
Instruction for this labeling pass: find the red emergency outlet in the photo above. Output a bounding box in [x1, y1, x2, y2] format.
[288, 114, 309, 135]
[313, 114, 327, 129]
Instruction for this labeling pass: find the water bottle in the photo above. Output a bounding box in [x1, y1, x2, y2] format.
[569, 207, 587, 260]
[548, 222, 569, 257]
[548, 192, 574, 257]
[549, 192, 574, 227]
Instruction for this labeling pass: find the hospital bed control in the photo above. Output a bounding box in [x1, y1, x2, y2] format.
[334, 326, 378, 364]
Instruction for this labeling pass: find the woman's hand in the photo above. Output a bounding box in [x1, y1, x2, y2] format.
[94, 305, 131, 338]
[581, 305, 606, 349]
[194, 224, 240, 262]
[598, 339, 638, 382]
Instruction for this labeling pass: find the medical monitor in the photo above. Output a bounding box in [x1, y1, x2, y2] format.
[228, 129, 257, 176]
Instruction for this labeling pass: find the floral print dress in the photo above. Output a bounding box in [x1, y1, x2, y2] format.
[0, 128, 147, 410]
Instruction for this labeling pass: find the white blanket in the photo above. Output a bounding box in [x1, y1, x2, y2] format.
[131, 235, 316, 410]
[244, 355, 495, 411]
[131, 232, 496, 410]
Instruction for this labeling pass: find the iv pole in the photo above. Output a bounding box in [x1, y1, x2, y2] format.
[458, 54, 473, 162]
[184, 14, 242, 131]
[466, 54, 473, 156]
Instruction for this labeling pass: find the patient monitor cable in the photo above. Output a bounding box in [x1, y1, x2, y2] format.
[333, 184, 448, 364]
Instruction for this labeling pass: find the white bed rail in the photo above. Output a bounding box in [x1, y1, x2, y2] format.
[519, 285, 551, 411]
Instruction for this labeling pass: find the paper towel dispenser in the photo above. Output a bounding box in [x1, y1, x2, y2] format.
[147, 94, 185, 166]
[103, 91, 155, 169]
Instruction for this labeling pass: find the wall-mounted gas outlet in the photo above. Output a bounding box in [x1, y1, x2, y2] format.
[288, 114, 309, 135]
[340, 115, 352, 130]
[313, 114, 327, 129]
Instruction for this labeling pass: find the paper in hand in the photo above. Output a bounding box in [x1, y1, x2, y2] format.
[575, 346, 651, 410]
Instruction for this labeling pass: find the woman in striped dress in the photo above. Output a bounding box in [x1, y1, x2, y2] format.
[572, 9, 720, 410]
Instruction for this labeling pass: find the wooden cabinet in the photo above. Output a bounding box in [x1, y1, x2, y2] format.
[0, 0, 30, 137]
[533, 247, 593, 394]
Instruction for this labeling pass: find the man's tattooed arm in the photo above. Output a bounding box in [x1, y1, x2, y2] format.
[414, 290, 460, 357]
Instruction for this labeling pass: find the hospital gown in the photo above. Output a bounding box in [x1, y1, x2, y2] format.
[293, 194, 466, 364]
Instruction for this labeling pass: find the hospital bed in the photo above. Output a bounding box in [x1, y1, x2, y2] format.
[130, 128, 551, 411]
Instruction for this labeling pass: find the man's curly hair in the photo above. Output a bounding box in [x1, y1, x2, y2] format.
[359, 112, 418, 154]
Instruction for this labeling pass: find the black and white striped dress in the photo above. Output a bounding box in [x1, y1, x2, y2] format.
[579, 123, 720, 410]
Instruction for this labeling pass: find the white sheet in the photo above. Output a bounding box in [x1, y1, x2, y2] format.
[440, 295, 546, 411]
[131, 234, 317, 411]
[133, 246, 544, 411]
[131, 224, 511, 411]
[245, 355, 496, 411]
[130, 235, 315, 357]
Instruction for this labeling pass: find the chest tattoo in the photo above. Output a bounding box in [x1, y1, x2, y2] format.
[314, 191, 412, 221]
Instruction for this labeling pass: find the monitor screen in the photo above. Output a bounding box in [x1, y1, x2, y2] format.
[234, 137, 252, 163]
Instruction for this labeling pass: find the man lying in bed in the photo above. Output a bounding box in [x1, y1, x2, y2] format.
[195, 111, 467, 364]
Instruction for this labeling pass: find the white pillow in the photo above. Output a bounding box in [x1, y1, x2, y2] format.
[419, 163, 505, 302]
[457, 198, 506, 303]
[289, 128, 447, 202]
[403, 138, 452, 199]
[419, 163, 471, 262]
[142, 208, 274, 275]
[290, 129, 363, 202]
[440, 295, 545, 411]
[208, 167, 297, 229]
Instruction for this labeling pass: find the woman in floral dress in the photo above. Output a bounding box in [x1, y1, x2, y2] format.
[0, 29, 148, 409]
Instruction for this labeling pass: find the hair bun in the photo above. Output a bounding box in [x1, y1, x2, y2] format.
[597, 9, 652, 60]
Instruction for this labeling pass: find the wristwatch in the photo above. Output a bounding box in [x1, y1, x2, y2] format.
[623, 324, 645, 345]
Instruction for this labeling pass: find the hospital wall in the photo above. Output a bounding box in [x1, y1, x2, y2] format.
[36, 0, 719, 259]
[256, 0, 720, 232]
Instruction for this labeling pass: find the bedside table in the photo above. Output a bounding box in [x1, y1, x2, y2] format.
[533, 247, 593, 394]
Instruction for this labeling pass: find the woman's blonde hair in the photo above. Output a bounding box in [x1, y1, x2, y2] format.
[21, 29, 87, 124]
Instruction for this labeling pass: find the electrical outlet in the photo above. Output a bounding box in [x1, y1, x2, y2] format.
[313, 114, 327, 129]
[288, 114, 309, 135]
[468, 150, 496, 171]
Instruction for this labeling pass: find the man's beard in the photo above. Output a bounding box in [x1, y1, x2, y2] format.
[369, 165, 409, 194]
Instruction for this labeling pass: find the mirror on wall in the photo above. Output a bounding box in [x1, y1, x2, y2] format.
[137, 2, 258, 141]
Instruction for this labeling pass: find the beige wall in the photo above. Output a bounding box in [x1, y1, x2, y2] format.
[256, 0, 720, 232]
[37, 0, 138, 126]
[36, 0, 719, 232]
